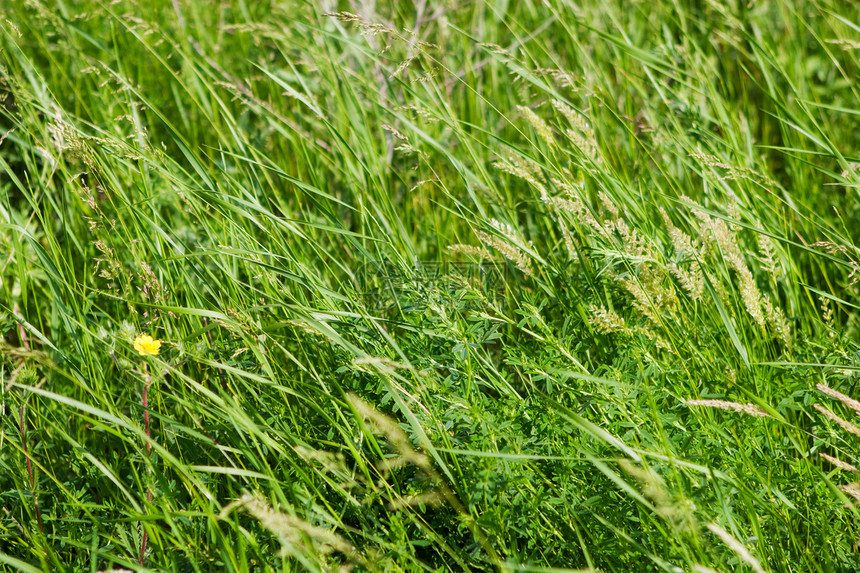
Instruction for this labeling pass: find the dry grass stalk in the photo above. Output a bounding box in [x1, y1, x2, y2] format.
[841, 482, 860, 503]
[386, 490, 443, 511]
[347, 394, 428, 469]
[618, 460, 670, 508]
[353, 356, 409, 371]
[294, 446, 355, 485]
[685, 399, 769, 417]
[820, 453, 859, 474]
[345, 394, 501, 564]
[220, 495, 357, 561]
[817, 383, 860, 415]
[814, 404, 860, 438]
[706, 523, 766, 573]
[618, 460, 696, 531]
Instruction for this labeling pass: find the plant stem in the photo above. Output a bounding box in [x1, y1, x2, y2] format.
[19, 398, 43, 533]
[140, 364, 152, 564]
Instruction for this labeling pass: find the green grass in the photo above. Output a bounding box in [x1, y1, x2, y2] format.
[1, 0, 860, 571]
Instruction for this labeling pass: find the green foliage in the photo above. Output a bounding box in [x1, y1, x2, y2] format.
[1, 0, 860, 571]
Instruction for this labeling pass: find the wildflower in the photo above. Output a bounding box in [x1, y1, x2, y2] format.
[133, 334, 161, 356]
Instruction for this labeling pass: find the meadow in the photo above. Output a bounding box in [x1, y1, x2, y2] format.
[1, 0, 860, 571]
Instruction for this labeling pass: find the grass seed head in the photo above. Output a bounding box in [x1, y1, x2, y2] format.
[220, 495, 355, 560]
[685, 399, 769, 417]
[706, 523, 766, 573]
[517, 105, 556, 148]
[814, 404, 860, 438]
[820, 453, 860, 474]
[817, 383, 860, 416]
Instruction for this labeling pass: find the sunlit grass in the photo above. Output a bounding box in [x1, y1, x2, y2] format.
[1, 0, 860, 571]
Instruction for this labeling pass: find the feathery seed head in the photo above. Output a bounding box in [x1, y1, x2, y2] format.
[685, 399, 769, 417]
[706, 523, 766, 573]
[820, 452, 859, 474]
[517, 105, 556, 148]
[817, 383, 860, 415]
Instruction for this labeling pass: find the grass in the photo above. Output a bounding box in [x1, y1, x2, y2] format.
[1, 0, 860, 571]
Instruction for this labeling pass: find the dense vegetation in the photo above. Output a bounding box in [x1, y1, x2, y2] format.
[2, 0, 860, 571]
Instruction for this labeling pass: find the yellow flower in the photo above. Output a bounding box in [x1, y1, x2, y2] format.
[133, 334, 162, 356]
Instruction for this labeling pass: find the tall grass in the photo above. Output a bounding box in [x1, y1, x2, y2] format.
[1, 0, 859, 571]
